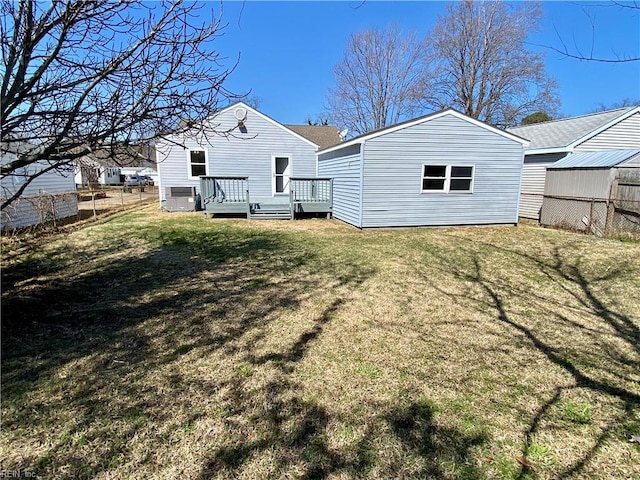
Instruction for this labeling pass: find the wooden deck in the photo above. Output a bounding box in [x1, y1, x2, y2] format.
[200, 176, 333, 220]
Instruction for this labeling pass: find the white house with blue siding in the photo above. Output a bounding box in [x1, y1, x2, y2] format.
[317, 109, 529, 229]
[156, 102, 333, 217]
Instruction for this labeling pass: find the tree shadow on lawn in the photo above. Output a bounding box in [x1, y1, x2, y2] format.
[0, 225, 375, 476]
[1, 223, 490, 479]
[417, 236, 639, 479]
[198, 297, 487, 479]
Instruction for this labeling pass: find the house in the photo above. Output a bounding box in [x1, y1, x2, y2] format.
[1, 142, 78, 230]
[540, 149, 640, 236]
[75, 144, 157, 187]
[74, 159, 121, 187]
[156, 102, 337, 218]
[316, 109, 529, 229]
[508, 106, 640, 221]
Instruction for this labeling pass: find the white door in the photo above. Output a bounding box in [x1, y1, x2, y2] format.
[273, 155, 291, 195]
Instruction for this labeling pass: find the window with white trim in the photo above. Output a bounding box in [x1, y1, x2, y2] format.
[188, 149, 207, 178]
[421, 165, 474, 193]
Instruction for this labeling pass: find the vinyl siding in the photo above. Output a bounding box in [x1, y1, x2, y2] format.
[1, 193, 78, 229]
[360, 114, 524, 227]
[156, 106, 317, 203]
[1, 154, 78, 229]
[520, 153, 568, 219]
[575, 113, 640, 151]
[317, 144, 362, 227]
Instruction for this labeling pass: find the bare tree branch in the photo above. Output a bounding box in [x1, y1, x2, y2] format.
[535, 0, 640, 63]
[325, 25, 427, 135]
[1, 0, 240, 209]
[423, 0, 559, 128]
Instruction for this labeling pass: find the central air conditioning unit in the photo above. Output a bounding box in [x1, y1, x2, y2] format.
[165, 186, 198, 212]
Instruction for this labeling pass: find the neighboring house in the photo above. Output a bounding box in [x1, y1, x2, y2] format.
[156, 102, 334, 218]
[508, 106, 640, 220]
[74, 159, 121, 186]
[540, 149, 640, 236]
[75, 144, 156, 187]
[317, 109, 529, 229]
[1, 142, 78, 230]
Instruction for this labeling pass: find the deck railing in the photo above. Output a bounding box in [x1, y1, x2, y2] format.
[289, 177, 333, 219]
[200, 176, 250, 216]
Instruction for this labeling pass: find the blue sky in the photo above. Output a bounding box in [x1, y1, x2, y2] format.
[210, 1, 640, 125]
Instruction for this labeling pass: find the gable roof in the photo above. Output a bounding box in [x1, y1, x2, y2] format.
[284, 125, 342, 150]
[548, 149, 640, 169]
[213, 102, 319, 149]
[318, 108, 529, 155]
[507, 106, 640, 153]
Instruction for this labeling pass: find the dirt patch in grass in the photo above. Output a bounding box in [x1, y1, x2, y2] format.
[2, 209, 639, 479]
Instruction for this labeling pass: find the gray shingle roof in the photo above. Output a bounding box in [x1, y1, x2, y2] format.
[507, 107, 637, 150]
[548, 149, 640, 169]
[285, 125, 342, 150]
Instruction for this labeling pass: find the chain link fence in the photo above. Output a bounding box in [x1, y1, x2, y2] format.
[540, 195, 639, 237]
[540, 195, 640, 238]
[1, 191, 78, 232]
[540, 169, 640, 238]
[77, 185, 158, 219]
[1, 186, 158, 235]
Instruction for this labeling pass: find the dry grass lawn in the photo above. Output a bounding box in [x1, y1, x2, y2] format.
[2, 205, 639, 479]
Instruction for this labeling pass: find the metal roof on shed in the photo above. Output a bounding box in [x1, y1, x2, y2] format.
[548, 149, 640, 169]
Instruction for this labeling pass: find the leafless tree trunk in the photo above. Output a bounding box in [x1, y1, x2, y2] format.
[423, 0, 559, 128]
[1, 0, 239, 209]
[325, 25, 427, 136]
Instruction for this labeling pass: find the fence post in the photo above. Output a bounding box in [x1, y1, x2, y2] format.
[91, 191, 97, 218]
[605, 178, 619, 236]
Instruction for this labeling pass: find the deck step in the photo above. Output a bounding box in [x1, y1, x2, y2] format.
[250, 206, 292, 220]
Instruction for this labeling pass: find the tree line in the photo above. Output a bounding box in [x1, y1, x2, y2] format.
[326, 1, 560, 136]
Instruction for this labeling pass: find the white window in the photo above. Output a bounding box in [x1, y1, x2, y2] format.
[421, 164, 474, 193]
[188, 148, 208, 179]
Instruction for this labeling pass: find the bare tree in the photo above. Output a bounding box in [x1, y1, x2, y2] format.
[424, 1, 559, 128]
[589, 98, 640, 112]
[237, 94, 262, 110]
[1, 0, 238, 209]
[325, 25, 427, 136]
[544, 1, 640, 63]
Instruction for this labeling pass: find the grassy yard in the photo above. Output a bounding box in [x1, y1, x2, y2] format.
[2, 206, 639, 479]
